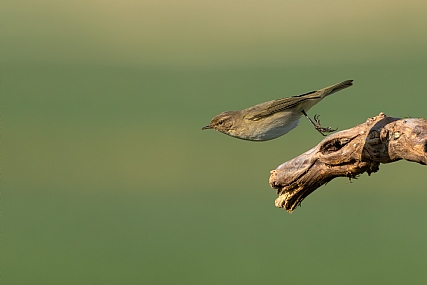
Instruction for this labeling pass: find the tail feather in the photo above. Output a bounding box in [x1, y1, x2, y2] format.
[320, 80, 353, 98]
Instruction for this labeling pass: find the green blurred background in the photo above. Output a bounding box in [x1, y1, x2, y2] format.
[3, 1, 427, 284]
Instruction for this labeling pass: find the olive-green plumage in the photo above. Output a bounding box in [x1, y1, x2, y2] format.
[202, 80, 353, 141]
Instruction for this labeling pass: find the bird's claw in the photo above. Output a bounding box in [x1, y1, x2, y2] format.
[313, 114, 337, 136]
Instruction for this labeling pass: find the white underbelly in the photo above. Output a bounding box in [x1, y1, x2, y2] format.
[251, 116, 300, 141]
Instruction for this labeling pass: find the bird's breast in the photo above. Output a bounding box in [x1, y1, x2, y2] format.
[244, 112, 300, 141]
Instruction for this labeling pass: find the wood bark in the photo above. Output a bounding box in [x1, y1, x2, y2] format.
[269, 113, 427, 212]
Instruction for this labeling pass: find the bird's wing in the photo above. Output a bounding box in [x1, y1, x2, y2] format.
[246, 91, 320, 121]
[245, 80, 353, 121]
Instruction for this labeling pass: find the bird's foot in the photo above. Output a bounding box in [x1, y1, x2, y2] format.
[313, 114, 337, 136]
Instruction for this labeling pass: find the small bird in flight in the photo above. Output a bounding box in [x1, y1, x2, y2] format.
[202, 80, 353, 141]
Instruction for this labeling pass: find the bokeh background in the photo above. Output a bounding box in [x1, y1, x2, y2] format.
[3, 1, 427, 284]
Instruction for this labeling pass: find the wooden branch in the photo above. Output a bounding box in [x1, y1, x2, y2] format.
[269, 113, 427, 213]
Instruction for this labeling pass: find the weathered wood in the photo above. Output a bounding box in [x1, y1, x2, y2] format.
[269, 113, 427, 212]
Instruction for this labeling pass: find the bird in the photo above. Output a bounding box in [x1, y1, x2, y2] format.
[202, 80, 353, 141]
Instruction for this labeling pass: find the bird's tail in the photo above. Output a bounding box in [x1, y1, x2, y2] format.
[319, 80, 353, 98]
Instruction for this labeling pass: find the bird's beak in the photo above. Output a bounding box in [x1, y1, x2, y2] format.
[202, 125, 212, 130]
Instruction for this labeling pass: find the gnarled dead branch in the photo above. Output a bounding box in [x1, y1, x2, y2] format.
[269, 113, 427, 212]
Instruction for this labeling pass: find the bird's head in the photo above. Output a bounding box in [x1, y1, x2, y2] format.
[202, 111, 239, 136]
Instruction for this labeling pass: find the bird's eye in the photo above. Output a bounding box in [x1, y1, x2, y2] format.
[218, 120, 224, 125]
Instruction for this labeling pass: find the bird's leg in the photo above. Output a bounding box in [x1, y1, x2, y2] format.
[301, 110, 337, 136]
